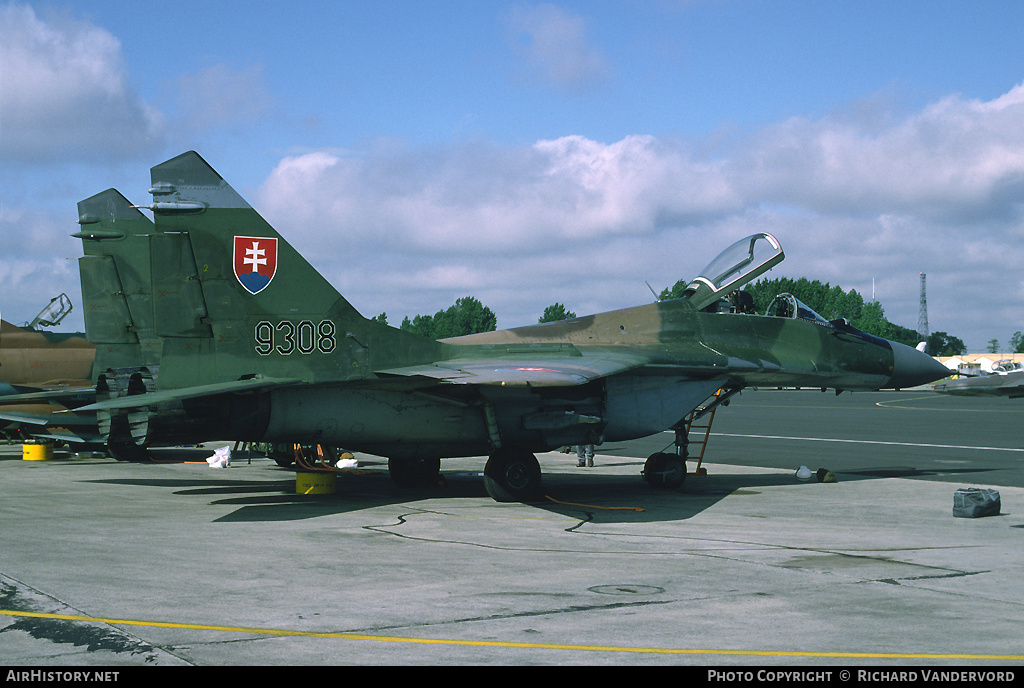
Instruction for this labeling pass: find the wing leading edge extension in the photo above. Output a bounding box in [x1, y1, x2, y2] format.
[378, 351, 649, 386]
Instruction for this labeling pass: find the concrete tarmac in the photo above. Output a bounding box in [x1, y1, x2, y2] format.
[1, 390, 1022, 666]
[613, 389, 1024, 488]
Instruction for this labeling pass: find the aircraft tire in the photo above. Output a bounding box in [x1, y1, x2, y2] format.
[267, 443, 295, 467]
[106, 438, 149, 463]
[643, 452, 686, 489]
[484, 448, 542, 502]
[389, 456, 442, 487]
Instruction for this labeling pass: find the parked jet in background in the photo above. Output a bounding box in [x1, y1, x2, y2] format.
[73, 151, 950, 501]
[0, 295, 97, 442]
[0, 295, 92, 389]
[933, 371, 1024, 398]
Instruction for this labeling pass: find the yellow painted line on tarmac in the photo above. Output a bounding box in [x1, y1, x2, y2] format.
[3, 609, 1022, 661]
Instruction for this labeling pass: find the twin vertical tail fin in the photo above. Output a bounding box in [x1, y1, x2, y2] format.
[75, 151, 450, 453]
[102, 151, 372, 391]
[76, 189, 160, 451]
[73, 152, 381, 453]
[76, 189, 162, 376]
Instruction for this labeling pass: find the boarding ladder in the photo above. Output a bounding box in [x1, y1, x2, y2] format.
[671, 386, 742, 475]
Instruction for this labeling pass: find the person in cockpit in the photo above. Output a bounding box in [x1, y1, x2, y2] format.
[729, 290, 755, 314]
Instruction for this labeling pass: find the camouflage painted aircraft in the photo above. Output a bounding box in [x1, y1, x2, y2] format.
[0, 296, 98, 442]
[73, 189, 164, 459]
[73, 151, 949, 500]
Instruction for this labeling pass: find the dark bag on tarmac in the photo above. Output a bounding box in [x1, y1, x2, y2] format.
[952, 488, 1001, 518]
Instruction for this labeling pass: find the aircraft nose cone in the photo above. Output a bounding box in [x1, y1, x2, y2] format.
[889, 341, 950, 389]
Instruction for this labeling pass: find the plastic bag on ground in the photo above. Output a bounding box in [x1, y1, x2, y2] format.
[206, 446, 232, 468]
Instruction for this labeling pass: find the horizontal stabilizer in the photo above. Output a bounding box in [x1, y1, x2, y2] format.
[0, 408, 96, 427]
[0, 388, 95, 405]
[73, 376, 302, 413]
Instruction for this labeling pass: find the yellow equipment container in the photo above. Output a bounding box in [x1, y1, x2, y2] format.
[296, 471, 336, 495]
[22, 441, 54, 461]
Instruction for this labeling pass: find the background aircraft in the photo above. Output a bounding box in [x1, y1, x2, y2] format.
[0, 295, 97, 443]
[0, 294, 92, 388]
[933, 371, 1024, 398]
[74, 151, 949, 501]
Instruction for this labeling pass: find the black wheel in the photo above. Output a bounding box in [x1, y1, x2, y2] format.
[269, 443, 295, 467]
[643, 452, 686, 489]
[104, 415, 149, 462]
[389, 457, 442, 487]
[106, 437, 149, 462]
[484, 448, 542, 502]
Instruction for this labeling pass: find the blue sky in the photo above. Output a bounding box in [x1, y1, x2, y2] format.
[3, 0, 1024, 351]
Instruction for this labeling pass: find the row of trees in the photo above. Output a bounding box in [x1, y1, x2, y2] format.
[743, 277, 967, 356]
[742, 277, 969, 356]
[370, 298, 580, 339]
[374, 277, 970, 356]
[987, 333, 1024, 354]
[370, 296, 498, 339]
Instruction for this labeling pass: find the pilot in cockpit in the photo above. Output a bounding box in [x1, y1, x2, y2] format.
[765, 293, 833, 326]
[728, 289, 755, 314]
[767, 294, 795, 318]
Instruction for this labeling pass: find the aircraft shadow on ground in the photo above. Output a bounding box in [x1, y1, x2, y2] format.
[835, 466, 1003, 481]
[75, 458, 835, 525]
[43, 442, 1003, 524]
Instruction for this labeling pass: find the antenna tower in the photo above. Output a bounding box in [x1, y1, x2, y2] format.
[918, 272, 929, 341]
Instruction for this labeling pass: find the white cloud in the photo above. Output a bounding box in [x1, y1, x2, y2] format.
[0, 3, 164, 162]
[730, 82, 1024, 222]
[253, 82, 1024, 347]
[0, 203, 83, 328]
[258, 135, 736, 256]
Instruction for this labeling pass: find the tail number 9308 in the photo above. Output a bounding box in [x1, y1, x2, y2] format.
[255, 320, 337, 355]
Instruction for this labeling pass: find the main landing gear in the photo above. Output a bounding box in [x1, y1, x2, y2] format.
[483, 448, 542, 503]
[106, 436, 150, 462]
[388, 456, 442, 487]
[384, 451, 539, 501]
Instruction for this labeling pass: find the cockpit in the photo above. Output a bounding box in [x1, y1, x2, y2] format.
[764, 293, 833, 327]
[681, 233, 784, 311]
[679, 233, 844, 329]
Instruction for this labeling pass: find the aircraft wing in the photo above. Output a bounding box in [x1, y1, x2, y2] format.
[376, 353, 649, 387]
[0, 404, 104, 445]
[61, 355, 649, 419]
[72, 377, 303, 413]
[0, 380, 100, 444]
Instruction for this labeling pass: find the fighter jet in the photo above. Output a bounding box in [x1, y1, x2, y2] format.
[933, 371, 1024, 397]
[73, 151, 949, 500]
[0, 296, 98, 442]
[0, 295, 93, 389]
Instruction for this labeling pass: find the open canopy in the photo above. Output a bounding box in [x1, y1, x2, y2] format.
[681, 233, 784, 310]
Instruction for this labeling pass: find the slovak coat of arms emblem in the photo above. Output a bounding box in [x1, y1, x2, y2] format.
[233, 236, 278, 294]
